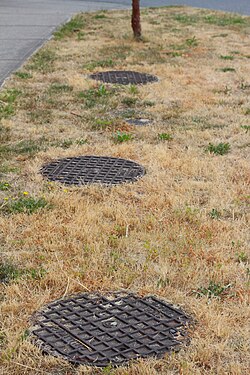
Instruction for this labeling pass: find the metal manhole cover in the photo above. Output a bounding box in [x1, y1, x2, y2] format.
[41, 156, 145, 186]
[30, 292, 190, 367]
[89, 71, 158, 85]
[126, 118, 151, 126]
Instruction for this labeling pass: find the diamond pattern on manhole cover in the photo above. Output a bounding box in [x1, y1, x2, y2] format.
[89, 71, 158, 85]
[30, 292, 190, 367]
[41, 156, 145, 186]
[126, 118, 151, 126]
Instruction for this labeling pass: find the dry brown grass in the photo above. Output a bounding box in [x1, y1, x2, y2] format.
[0, 6, 250, 375]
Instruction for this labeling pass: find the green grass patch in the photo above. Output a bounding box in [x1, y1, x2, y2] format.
[54, 14, 85, 40]
[220, 55, 234, 60]
[78, 84, 113, 108]
[15, 72, 32, 79]
[121, 97, 137, 107]
[2, 196, 49, 215]
[195, 281, 231, 298]
[48, 83, 73, 94]
[204, 14, 246, 27]
[84, 59, 114, 71]
[0, 182, 11, 191]
[209, 208, 221, 219]
[241, 125, 250, 132]
[205, 142, 231, 155]
[0, 139, 44, 157]
[0, 89, 21, 120]
[0, 261, 46, 283]
[28, 49, 56, 73]
[220, 67, 236, 72]
[158, 133, 173, 141]
[112, 131, 133, 143]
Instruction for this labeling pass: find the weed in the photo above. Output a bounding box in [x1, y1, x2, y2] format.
[158, 133, 173, 141]
[241, 125, 250, 132]
[236, 252, 248, 263]
[2, 196, 48, 215]
[78, 85, 110, 108]
[54, 15, 85, 40]
[122, 97, 137, 107]
[28, 49, 56, 73]
[15, 72, 32, 79]
[128, 85, 139, 95]
[209, 208, 221, 219]
[112, 131, 133, 143]
[195, 281, 231, 298]
[220, 67, 236, 72]
[185, 36, 198, 47]
[205, 142, 230, 155]
[244, 108, 250, 115]
[157, 276, 170, 289]
[76, 138, 88, 145]
[0, 182, 11, 191]
[220, 55, 234, 60]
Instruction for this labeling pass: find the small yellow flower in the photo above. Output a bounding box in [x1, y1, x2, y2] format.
[63, 189, 68, 193]
[4, 197, 9, 201]
[23, 191, 29, 195]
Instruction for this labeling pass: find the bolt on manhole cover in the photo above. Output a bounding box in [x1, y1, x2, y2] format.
[89, 71, 158, 85]
[126, 118, 151, 126]
[30, 292, 190, 367]
[41, 156, 145, 186]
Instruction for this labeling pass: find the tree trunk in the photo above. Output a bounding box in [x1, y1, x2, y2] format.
[131, 0, 141, 39]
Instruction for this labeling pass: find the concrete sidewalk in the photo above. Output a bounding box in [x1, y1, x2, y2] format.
[0, 0, 250, 87]
[0, 0, 130, 86]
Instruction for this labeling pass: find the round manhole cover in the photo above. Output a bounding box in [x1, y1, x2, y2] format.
[41, 156, 145, 186]
[126, 118, 151, 126]
[30, 292, 190, 367]
[89, 71, 158, 85]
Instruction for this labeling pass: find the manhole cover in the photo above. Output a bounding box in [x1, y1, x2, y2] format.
[89, 71, 158, 85]
[41, 156, 145, 186]
[126, 118, 151, 126]
[30, 292, 190, 367]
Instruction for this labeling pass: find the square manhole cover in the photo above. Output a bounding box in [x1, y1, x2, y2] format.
[30, 292, 191, 367]
[41, 156, 145, 186]
[89, 71, 158, 85]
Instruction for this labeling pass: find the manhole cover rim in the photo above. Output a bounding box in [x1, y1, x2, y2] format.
[89, 70, 159, 85]
[30, 291, 191, 367]
[40, 155, 146, 186]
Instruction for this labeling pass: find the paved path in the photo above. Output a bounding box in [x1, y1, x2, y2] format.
[0, 0, 250, 87]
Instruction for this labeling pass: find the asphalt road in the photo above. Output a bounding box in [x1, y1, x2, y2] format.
[0, 0, 249, 86]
